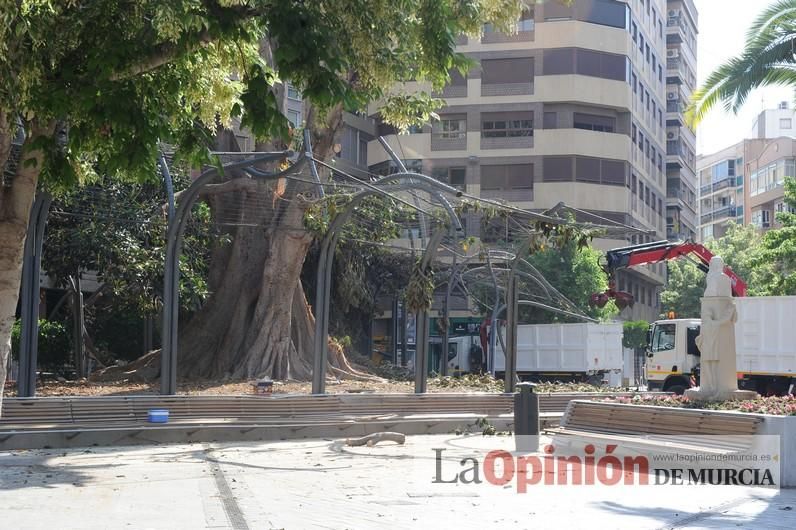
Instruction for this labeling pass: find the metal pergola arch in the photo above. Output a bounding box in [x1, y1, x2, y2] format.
[310, 171, 465, 394]
[160, 149, 303, 394]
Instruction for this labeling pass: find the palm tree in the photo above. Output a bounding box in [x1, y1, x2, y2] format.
[688, 0, 796, 125]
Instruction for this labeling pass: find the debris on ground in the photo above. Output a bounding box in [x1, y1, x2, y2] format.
[345, 432, 406, 447]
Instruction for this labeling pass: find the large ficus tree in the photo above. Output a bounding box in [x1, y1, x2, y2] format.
[0, 1, 525, 397]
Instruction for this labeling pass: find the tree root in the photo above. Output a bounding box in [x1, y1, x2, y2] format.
[345, 432, 406, 447]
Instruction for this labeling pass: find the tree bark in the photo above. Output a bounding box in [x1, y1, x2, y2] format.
[178, 106, 365, 382]
[0, 119, 50, 412]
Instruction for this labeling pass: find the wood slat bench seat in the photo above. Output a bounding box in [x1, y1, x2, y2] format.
[549, 400, 762, 455]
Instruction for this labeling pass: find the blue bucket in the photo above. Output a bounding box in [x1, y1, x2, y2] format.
[148, 409, 169, 423]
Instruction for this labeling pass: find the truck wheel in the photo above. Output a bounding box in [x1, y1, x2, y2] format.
[667, 384, 686, 395]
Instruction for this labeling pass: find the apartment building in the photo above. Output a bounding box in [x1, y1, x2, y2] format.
[696, 144, 744, 241]
[698, 124, 796, 242]
[750, 102, 796, 140]
[664, 0, 698, 242]
[357, 0, 679, 322]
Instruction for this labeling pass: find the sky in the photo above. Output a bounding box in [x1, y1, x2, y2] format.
[694, 0, 793, 156]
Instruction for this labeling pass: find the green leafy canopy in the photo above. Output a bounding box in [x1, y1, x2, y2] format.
[2, 0, 526, 185]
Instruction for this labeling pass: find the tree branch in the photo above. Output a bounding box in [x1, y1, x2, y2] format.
[109, 29, 214, 81]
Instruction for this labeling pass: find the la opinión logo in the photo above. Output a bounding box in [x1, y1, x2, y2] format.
[432, 444, 776, 491]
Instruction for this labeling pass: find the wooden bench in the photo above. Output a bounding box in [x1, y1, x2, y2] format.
[0, 399, 73, 427]
[549, 400, 762, 454]
[0, 393, 515, 429]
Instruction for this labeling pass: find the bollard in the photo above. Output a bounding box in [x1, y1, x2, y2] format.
[514, 381, 539, 452]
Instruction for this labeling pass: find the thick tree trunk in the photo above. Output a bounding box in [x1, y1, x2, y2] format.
[0, 119, 49, 412]
[178, 106, 375, 382]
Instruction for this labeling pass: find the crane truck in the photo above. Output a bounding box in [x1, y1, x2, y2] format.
[591, 240, 795, 395]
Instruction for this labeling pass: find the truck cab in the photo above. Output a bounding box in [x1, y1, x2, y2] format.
[645, 318, 702, 394]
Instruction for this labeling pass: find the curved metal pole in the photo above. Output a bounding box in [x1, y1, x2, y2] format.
[414, 229, 446, 394]
[440, 253, 458, 377]
[311, 175, 464, 394]
[158, 153, 175, 219]
[377, 136, 427, 246]
[303, 129, 325, 198]
[160, 151, 294, 394]
[18, 193, 51, 397]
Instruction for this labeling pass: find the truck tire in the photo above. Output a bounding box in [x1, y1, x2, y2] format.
[667, 384, 686, 395]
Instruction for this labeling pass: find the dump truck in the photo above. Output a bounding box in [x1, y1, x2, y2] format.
[646, 296, 796, 395]
[492, 322, 624, 383]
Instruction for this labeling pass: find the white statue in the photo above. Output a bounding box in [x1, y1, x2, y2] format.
[686, 257, 755, 401]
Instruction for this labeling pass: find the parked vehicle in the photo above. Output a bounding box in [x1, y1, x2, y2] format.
[492, 322, 624, 383]
[646, 296, 796, 395]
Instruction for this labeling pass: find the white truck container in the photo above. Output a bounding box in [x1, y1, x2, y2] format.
[493, 322, 624, 383]
[646, 296, 796, 395]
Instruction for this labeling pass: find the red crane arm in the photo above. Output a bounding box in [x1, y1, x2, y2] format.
[605, 241, 747, 297]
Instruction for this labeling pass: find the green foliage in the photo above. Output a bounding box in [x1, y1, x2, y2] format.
[688, 0, 796, 125]
[755, 177, 796, 294]
[522, 242, 617, 322]
[2, 0, 525, 183]
[605, 394, 796, 416]
[91, 307, 147, 362]
[11, 319, 71, 369]
[405, 259, 436, 313]
[622, 320, 650, 350]
[43, 167, 216, 316]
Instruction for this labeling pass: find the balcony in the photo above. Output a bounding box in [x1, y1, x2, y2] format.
[481, 29, 534, 44]
[666, 99, 681, 113]
[666, 16, 689, 45]
[699, 176, 734, 196]
[433, 85, 467, 98]
[700, 205, 736, 225]
[480, 188, 533, 202]
[431, 133, 467, 151]
[480, 135, 533, 150]
[480, 82, 533, 97]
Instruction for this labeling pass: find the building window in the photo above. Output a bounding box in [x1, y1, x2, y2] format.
[780, 118, 792, 129]
[543, 112, 557, 129]
[543, 2, 573, 21]
[574, 157, 626, 186]
[573, 113, 616, 132]
[517, 9, 535, 31]
[542, 48, 629, 82]
[632, 21, 638, 42]
[584, 0, 628, 29]
[480, 164, 534, 194]
[481, 58, 534, 85]
[286, 84, 301, 100]
[752, 210, 771, 228]
[358, 137, 368, 166]
[436, 117, 466, 139]
[632, 72, 637, 93]
[433, 167, 467, 190]
[287, 109, 302, 127]
[632, 124, 637, 144]
[482, 112, 533, 137]
[543, 156, 574, 182]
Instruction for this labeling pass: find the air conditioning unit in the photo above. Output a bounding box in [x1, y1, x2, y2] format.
[667, 92, 678, 100]
[667, 132, 676, 139]
[667, 49, 679, 59]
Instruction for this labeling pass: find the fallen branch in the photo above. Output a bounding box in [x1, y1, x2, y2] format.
[345, 432, 405, 447]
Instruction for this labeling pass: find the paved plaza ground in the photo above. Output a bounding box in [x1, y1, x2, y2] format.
[1, 434, 794, 529]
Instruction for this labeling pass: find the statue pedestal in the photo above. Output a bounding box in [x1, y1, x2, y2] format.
[684, 388, 756, 402]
